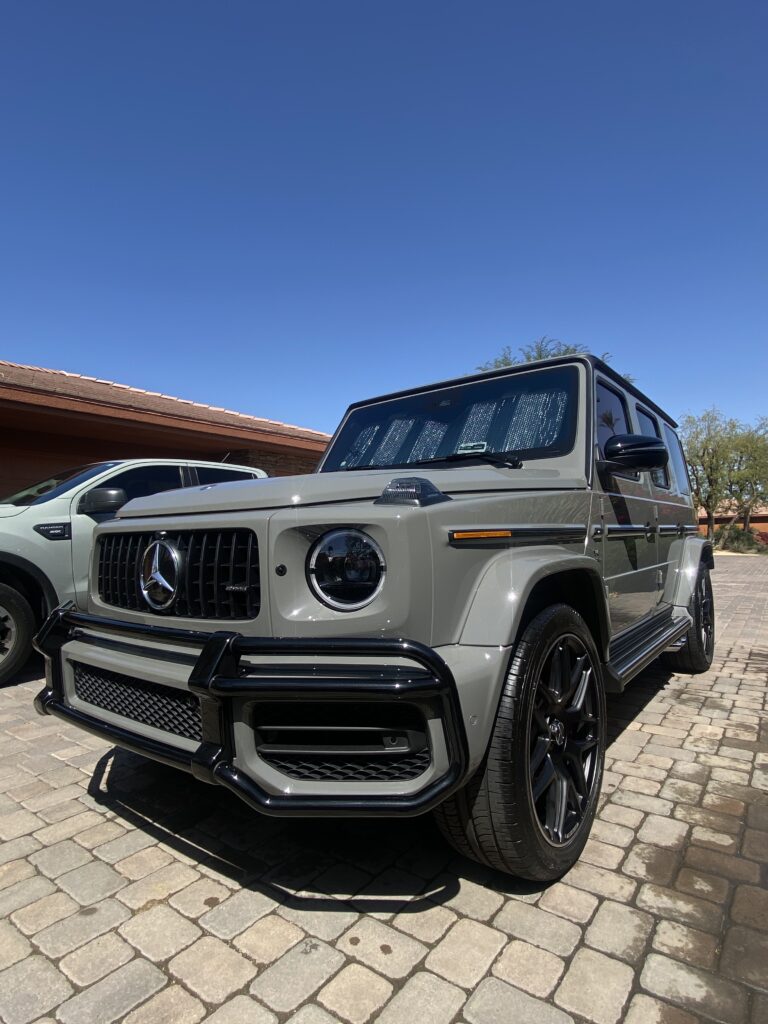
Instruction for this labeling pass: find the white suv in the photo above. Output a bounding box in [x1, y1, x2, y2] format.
[0, 459, 266, 683]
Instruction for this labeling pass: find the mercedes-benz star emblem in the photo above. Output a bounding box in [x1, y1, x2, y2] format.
[139, 539, 181, 611]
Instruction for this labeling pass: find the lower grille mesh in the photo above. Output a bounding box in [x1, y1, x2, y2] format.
[72, 662, 202, 742]
[259, 750, 431, 782]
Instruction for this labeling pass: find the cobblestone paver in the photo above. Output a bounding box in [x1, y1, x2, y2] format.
[0, 554, 766, 1024]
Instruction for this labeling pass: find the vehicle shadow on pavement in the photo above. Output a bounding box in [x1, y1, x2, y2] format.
[83, 658, 678, 912]
[605, 660, 677, 746]
[1, 653, 44, 688]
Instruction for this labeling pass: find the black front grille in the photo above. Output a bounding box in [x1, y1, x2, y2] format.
[260, 750, 431, 782]
[98, 529, 260, 619]
[72, 662, 202, 741]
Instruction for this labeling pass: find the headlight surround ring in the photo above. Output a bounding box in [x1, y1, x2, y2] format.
[306, 528, 387, 611]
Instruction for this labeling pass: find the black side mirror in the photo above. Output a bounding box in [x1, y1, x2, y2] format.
[78, 487, 128, 515]
[601, 434, 668, 472]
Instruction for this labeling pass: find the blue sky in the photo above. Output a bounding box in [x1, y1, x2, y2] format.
[1, 1, 766, 434]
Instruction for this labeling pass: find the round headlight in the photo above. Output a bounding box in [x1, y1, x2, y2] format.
[307, 529, 386, 611]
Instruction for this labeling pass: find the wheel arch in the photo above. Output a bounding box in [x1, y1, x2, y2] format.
[513, 568, 611, 662]
[664, 537, 715, 609]
[459, 549, 611, 660]
[0, 553, 58, 626]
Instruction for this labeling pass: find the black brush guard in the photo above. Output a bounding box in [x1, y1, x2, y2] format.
[33, 605, 469, 817]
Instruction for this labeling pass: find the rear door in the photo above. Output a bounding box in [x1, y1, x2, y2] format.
[660, 422, 697, 605]
[595, 379, 658, 634]
[635, 405, 687, 612]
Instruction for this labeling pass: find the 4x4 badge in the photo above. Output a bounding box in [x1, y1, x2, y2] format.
[139, 540, 181, 611]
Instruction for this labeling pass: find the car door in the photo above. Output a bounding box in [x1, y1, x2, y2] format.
[594, 379, 658, 634]
[659, 421, 697, 605]
[635, 405, 685, 613]
[69, 463, 186, 608]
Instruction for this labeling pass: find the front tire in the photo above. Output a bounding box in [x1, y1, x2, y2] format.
[0, 584, 35, 685]
[435, 604, 606, 880]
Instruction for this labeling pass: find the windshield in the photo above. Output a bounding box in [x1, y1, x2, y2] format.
[321, 365, 579, 472]
[0, 463, 120, 506]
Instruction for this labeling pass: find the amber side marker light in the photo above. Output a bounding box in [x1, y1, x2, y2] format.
[451, 529, 513, 541]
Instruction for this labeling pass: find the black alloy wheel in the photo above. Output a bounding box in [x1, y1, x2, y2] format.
[698, 570, 715, 660]
[528, 635, 601, 846]
[434, 603, 606, 880]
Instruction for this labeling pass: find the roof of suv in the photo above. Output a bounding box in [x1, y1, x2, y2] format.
[344, 353, 677, 428]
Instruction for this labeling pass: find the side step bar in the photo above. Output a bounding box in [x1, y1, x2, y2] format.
[605, 610, 691, 693]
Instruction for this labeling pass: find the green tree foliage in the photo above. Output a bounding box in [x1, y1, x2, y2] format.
[477, 337, 632, 381]
[477, 337, 588, 371]
[722, 418, 768, 537]
[679, 409, 738, 540]
[679, 410, 768, 544]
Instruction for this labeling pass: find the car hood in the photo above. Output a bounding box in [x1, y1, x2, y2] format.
[0, 504, 29, 519]
[116, 465, 587, 519]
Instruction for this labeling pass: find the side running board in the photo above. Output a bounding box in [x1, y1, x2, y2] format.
[605, 610, 692, 693]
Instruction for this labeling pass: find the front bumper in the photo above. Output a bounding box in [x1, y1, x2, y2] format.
[33, 606, 470, 817]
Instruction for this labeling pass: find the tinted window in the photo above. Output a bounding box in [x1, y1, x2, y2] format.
[106, 465, 184, 502]
[322, 365, 579, 472]
[595, 382, 631, 457]
[196, 467, 256, 485]
[636, 407, 669, 489]
[663, 424, 691, 496]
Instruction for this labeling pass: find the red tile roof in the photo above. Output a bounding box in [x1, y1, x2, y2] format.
[0, 360, 330, 446]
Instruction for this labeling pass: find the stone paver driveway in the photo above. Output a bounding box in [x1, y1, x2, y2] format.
[1, 554, 766, 1024]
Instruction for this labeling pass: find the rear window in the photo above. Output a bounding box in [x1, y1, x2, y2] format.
[663, 424, 691, 496]
[196, 467, 256, 485]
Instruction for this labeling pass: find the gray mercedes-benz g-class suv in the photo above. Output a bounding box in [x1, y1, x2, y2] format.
[34, 356, 714, 880]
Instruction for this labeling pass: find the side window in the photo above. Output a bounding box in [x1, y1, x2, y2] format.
[636, 407, 670, 489]
[196, 467, 256, 485]
[595, 382, 631, 457]
[106, 465, 184, 502]
[663, 424, 691, 496]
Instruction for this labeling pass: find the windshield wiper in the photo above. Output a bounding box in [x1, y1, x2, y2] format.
[340, 452, 524, 471]
[339, 451, 524, 471]
[412, 452, 524, 469]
